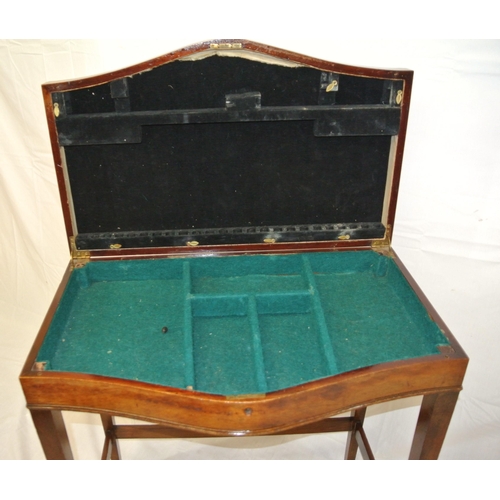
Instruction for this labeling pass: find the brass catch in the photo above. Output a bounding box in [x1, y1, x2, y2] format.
[326, 80, 338, 92]
[210, 43, 243, 50]
[396, 90, 403, 105]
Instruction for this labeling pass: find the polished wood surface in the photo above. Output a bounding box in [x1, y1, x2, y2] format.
[29, 409, 73, 460]
[22, 354, 466, 436]
[104, 416, 355, 440]
[409, 391, 460, 459]
[27, 388, 461, 460]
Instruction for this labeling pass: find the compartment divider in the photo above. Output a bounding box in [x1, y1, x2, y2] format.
[301, 255, 338, 374]
[248, 295, 268, 393]
[182, 261, 195, 389]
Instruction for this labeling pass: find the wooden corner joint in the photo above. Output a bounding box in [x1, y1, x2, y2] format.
[32, 361, 47, 371]
[438, 345, 456, 358]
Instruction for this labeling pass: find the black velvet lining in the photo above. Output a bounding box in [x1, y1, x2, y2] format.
[65, 121, 391, 236]
[68, 56, 386, 114]
[59, 54, 396, 247]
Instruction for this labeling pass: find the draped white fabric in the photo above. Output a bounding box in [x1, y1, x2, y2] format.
[1, 39, 499, 459]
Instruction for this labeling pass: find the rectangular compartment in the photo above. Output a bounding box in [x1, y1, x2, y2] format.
[190, 254, 307, 294]
[37, 260, 188, 388]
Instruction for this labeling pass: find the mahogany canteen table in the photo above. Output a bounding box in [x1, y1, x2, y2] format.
[20, 39, 468, 460]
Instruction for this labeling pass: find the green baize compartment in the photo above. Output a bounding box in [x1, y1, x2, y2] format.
[37, 252, 449, 395]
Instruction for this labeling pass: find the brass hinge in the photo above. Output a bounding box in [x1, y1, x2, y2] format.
[371, 225, 393, 254]
[70, 236, 90, 268]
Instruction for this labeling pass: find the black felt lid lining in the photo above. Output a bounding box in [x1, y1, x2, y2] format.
[55, 54, 401, 249]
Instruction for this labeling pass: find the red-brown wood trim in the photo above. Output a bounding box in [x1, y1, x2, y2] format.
[21, 354, 467, 437]
[386, 74, 413, 241]
[42, 40, 413, 93]
[111, 417, 355, 440]
[42, 85, 73, 252]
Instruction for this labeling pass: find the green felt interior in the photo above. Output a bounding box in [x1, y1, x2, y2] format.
[38, 252, 449, 395]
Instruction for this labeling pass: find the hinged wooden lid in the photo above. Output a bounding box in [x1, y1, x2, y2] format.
[43, 40, 412, 258]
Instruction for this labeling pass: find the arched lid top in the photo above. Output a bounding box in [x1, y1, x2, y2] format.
[44, 39, 412, 92]
[43, 40, 413, 255]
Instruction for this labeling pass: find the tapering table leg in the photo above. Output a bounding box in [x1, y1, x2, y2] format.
[409, 391, 459, 460]
[30, 409, 73, 460]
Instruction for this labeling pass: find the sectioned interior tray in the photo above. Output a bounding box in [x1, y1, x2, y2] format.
[36, 251, 449, 395]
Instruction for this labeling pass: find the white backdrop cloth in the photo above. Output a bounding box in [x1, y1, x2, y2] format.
[1, 39, 499, 459]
